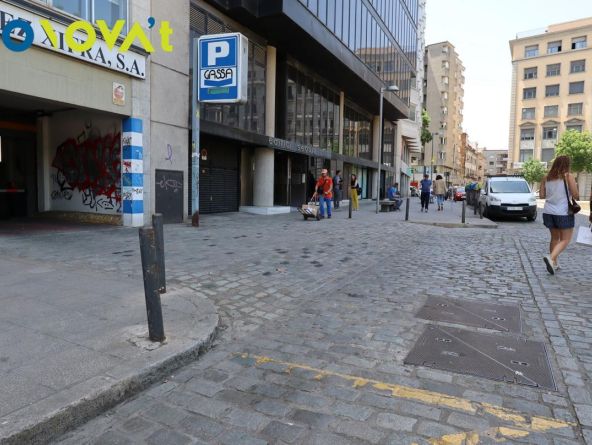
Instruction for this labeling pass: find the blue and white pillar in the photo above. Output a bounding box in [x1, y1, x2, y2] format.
[122, 118, 144, 227]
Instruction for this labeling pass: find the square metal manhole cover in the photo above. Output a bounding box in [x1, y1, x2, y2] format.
[416, 296, 521, 333]
[404, 325, 556, 391]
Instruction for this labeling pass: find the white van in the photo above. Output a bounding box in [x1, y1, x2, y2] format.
[479, 176, 538, 221]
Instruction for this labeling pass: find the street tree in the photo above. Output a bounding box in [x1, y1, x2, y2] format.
[420, 109, 433, 146]
[555, 130, 592, 173]
[522, 158, 547, 186]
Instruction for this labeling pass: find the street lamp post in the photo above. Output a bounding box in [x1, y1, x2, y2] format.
[376, 84, 399, 214]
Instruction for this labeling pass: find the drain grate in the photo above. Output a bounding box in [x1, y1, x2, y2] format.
[416, 296, 521, 333]
[404, 325, 556, 390]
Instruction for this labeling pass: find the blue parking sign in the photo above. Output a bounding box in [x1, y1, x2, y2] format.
[198, 33, 248, 103]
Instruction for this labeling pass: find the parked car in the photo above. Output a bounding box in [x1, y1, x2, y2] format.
[453, 187, 466, 201]
[479, 175, 537, 221]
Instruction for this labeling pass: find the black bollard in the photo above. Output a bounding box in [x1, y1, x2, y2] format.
[405, 197, 410, 221]
[139, 227, 166, 342]
[152, 214, 166, 294]
[462, 200, 466, 224]
[348, 196, 352, 219]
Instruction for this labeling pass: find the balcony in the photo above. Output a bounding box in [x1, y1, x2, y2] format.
[542, 139, 556, 149]
[520, 140, 535, 150]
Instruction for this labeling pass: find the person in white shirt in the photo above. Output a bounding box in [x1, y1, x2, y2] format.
[540, 155, 579, 274]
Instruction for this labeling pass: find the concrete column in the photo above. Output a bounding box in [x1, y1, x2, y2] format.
[36, 116, 51, 212]
[253, 147, 274, 207]
[265, 46, 277, 137]
[338, 91, 345, 154]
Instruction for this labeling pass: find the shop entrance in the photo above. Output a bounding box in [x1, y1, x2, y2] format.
[199, 135, 240, 214]
[0, 127, 37, 219]
[274, 151, 308, 208]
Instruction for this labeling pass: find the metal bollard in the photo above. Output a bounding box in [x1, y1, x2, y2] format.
[461, 200, 466, 224]
[479, 203, 483, 219]
[405, 197, 410, 221]
[152, 214, 166, 294]
[474, 200, 477, 215]
[349, 196, 352, 219]
[139, 227, 166, 342]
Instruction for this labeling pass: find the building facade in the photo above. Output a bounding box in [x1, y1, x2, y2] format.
[509, 17, 592, 198]
[0, 0, 422, 224]
[196, 0, 420, 214]
[423, 41, 465, 186]
[0, 0, 189, 225]
[484, 149, 510, 176]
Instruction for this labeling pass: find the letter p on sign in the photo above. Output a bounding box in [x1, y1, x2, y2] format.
[208, 41, 230, 66]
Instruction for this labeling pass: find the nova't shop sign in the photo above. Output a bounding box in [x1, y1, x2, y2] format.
[0, 1, 153, 79]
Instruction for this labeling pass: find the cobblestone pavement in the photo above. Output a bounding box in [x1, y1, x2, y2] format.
[3, 201, 591, 444]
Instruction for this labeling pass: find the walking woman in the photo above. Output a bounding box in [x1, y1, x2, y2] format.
[540, 155, 579, 274]
[434, 175, 447, 211]
[350, 174, 360, 211]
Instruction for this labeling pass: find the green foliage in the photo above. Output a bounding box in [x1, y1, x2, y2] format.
[522, 158, 547, 185]
[421, 109, 433, 146]
[555, 130, 592, 173]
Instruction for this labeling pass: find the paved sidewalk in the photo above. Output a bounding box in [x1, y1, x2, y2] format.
[1, 202, 591, 444]
[0, 233, 218, 444]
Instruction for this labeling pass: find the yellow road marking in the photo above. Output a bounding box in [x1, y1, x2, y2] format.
[237, 353, 574, 441]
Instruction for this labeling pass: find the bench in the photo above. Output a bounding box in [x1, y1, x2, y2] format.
[379, 200, 401, 212]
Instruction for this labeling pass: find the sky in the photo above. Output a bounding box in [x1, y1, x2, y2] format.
[424, 0, 592, 150]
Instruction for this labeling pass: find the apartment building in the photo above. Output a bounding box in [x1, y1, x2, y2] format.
[423, 41, 464, 185]
[484, 150, 510, 176]
[509, 17, 592, 198]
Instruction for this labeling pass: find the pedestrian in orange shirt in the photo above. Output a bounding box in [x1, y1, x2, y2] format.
[312, 169, 333, 219]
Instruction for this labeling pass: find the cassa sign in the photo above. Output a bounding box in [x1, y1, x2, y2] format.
[198, 33, 248, 103]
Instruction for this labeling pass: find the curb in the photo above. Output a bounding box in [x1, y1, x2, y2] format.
[0, 304, 220, 445]
[407, 220, 498, 229]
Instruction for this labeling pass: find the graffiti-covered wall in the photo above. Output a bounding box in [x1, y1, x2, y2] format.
[49, 111, 122, 215]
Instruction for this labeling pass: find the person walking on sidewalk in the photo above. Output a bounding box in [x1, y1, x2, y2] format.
[434, 175, 447, 211]
[420, 174, 432, 212]
[312, 169, 333, 219]
[333, 170, 342, 209]
[350, 174, 360, 211]
[540, 155, 579, 274]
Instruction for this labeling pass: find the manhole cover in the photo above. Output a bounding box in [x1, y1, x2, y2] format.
[416, 296, 521, 333]
[404, 325, 556, 391]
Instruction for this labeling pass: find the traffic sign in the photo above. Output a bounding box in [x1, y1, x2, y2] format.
[198, 32, 248, 103]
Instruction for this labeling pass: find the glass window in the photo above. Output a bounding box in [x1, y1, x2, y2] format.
[490, 181, 531, 193]
[570, 60, 585, 73]
[523, 87, 536, 99]
[572, 36, 587, 50]
[547, 40, 562, 54]
[94, 0, 127, 28]
[519, 150, 533, 162]
[52, 0, 89, 19]
[544, 105, 558, 117]
[522, 108, 535, 119]
[569, 81, 585, 94]
[524, 67, 537, 79]
[541, 149, 555, 162]
[546, 63, 561, 76]
[545, 84, 559, 97]
[567, 103, 583, 115]
[543, 126, 557, 140]
[520, 128, 535, 141]
[525, 45, 539, 57]
[566, 124, 583, 132]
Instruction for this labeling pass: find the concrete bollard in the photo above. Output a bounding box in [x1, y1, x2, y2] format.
[139, 227, 166, 342]
[152, 214, 166, 294]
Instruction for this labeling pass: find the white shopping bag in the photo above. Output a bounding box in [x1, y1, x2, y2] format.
[576, 225, 592, 247]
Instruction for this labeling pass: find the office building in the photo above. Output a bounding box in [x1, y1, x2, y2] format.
[423, 41, 465, 186]
[509, 17, 592, 198]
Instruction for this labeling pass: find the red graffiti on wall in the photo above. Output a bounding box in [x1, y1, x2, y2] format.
[52, 132, 122, 211]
